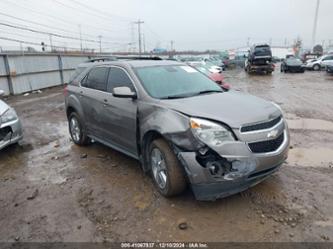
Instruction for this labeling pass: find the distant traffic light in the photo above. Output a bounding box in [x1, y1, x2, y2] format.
[41, 42, 45, 51]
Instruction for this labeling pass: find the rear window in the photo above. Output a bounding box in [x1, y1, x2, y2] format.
[82, 67, 109, 91]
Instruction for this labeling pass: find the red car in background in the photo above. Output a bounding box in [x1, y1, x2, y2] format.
[188, 62, 230, 91]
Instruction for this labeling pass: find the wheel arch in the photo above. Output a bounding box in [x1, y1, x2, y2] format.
[141, 130, 165, 172]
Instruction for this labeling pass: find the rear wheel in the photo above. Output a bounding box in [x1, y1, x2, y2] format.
[68, 112, 90, 145]
[149, 139, 186, 197]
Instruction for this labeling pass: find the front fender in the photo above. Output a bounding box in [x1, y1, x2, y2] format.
[139, 102, 203, 151]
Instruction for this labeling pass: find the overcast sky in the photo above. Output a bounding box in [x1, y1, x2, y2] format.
[0, 0, 332, 52]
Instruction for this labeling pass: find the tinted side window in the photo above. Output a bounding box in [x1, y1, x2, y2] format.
[69, 67, 87, 84]
[84, 67, 109, 91]
[107, 67, 135, 92]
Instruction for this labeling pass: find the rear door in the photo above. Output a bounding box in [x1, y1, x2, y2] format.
[100, 66, 138, 158]
[79, 66, 110, 138]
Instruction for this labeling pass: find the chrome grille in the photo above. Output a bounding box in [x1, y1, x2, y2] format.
[241, 116, 282, 133]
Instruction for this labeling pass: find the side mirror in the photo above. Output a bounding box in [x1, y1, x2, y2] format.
[112, 86, 137, 99]
[0, 90, 4, 96]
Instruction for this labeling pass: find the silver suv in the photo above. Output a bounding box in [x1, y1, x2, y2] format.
[65, 58, 289, 201]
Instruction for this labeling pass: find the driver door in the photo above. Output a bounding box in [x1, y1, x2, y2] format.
[99, 66, 138, 158]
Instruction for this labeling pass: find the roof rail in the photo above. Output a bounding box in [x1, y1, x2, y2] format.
[115, 56, 163, 60]
[85, 56, 163, 63]
[86, 57, 117, 63]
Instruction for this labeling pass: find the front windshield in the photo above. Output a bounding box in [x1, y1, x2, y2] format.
[135, 65, 222, 99]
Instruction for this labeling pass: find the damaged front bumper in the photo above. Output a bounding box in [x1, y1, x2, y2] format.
[178, 129, 289, 201]
[0, 118, 23, 150]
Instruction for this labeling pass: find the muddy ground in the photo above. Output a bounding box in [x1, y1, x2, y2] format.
[0, 66, 333, 242]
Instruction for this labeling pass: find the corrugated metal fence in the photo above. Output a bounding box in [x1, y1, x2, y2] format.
[0, 53, 92, 95]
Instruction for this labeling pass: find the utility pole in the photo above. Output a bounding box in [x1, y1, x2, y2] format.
[49, 34, 53, 52]
[98, 35, 102, 53]
[247, 37, 250, 47]
[170, 40, 174, 51]
[134, 19, 144, 56]
[142, 33, 146, 53]
[78, 24, 83, 52]
[312, 0, 320, 48]
[130, 22, 135, 52]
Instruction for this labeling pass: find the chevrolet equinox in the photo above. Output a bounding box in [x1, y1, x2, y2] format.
[64, 59, 289, 201]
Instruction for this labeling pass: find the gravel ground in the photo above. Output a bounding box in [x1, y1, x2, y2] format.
[0, 66, 332, 242]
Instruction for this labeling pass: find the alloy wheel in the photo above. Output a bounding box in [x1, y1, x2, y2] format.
[70, 116, 81, 143]
[151, 148, 168, 189]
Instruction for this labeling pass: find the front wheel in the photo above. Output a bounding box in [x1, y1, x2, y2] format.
[149, 139, 186, 197]
[68, 112, 91, 145]
[313, 64, 321, 71]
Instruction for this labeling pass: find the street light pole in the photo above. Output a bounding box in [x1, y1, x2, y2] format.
[98, 35, 102, 53]
[134, 19, 144, 56]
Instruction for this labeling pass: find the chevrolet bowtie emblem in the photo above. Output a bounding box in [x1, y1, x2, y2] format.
[267, 130, 279, 139]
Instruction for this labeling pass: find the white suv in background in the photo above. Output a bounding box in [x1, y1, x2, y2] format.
[304, 54, 333, 71]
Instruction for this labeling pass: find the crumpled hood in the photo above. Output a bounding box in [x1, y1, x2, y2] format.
[160, 91, 281, 128]
[0, 99, 9, 116]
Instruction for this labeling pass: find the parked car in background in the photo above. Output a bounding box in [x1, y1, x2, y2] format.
[326, 61, 333, 74]
[189, 62, 230, 90]
[245, 44, 274, 74]
[188, 60, 222, 74]
[301, 52, 322, 63]
[0, 90, 23, 150]
[65, 59, 289, 201]
[280, 57, 305, 73]
[304, 54, 333, 71]
[204, 57, 226, 71]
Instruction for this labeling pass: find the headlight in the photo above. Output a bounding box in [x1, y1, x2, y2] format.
[190, 118, 234, 146]
[1, 108, 18, 123]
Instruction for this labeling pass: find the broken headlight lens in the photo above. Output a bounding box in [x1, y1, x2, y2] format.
[190, 118, 234, 146]
[1, 108, 18, 123]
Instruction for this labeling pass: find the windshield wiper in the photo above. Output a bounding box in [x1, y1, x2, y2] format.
[197, 90, 223, 95]
[160, 93, 196, 99]
[160, 90, 222, 99]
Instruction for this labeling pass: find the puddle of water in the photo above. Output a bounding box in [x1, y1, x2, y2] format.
[287, 118, 333, 131]
[315, 218, 333, 228]
[288, 147, 333, 167]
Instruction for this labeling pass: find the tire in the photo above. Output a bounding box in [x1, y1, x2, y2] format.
[68, 112, 91, 145]
[149, 139, 186, 197]
[313, 64, 321, 71]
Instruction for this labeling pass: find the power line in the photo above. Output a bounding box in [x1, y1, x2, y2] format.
[0, 0, 130, 40]
[52, 0, 130, 25]
[66, 0, 132, 22]
[0, 21, 127, 45]
[0, 22, 100, 43]
[0, 36, 82, 50]
[0, 11, 82, 37]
